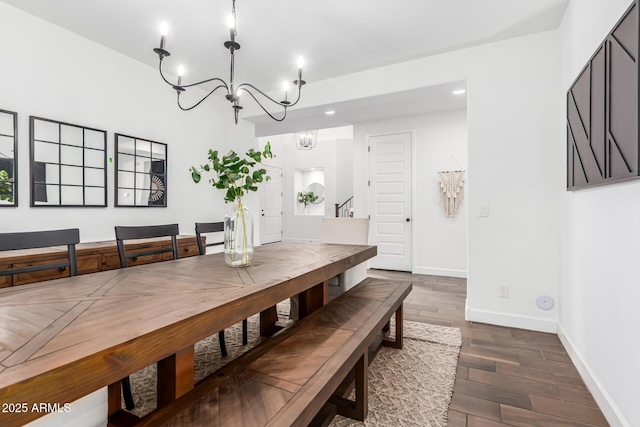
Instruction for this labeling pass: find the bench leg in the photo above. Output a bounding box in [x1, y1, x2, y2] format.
[382, 303, 403, 349]
[157, 345, 195, 408]
[335, 351, 368, 421]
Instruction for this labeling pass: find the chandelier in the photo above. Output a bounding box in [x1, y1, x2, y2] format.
[295, 130, 318, 150]
[153, 0, 305, 124]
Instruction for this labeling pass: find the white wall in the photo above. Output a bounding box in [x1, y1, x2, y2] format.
[353, 109, 468, 278]
[260, 31, 563, 333]
[559, 1, 638, 426]
[335, 138, 354, 206]
[295, 169, 325, 216]
[310, 31, 562, 332]
[260, 133, 337, 241]
[0, 2, 258, 243]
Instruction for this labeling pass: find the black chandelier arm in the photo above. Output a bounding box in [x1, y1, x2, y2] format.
[178, 77, 229, 90]
[176, 84, 228, 111]
[240, 87, 288, 122]
[158, 59, 177, 87]
[154, 0, 305, 124]
[236, 82, 302, 108]
[159, 59, 230, 92]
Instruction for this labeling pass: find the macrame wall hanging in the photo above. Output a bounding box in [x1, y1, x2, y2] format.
[438, 170, 465, 218]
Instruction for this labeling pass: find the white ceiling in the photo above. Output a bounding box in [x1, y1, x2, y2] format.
[2, 0, 569, 135]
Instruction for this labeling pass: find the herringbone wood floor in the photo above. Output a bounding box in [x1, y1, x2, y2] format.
[367, 269, 609, 427]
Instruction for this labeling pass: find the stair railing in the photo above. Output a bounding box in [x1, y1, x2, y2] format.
[334, 196, 354, 217]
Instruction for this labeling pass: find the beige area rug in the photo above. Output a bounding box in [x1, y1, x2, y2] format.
[126, 304, 462, 427]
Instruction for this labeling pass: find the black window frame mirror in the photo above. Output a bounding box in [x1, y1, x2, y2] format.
[115, 134, 168, 208]
[0, 109, 18, 207]
[29, 116, 107, 207]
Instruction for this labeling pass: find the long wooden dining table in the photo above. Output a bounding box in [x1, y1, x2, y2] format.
[0, 241, 376, 426]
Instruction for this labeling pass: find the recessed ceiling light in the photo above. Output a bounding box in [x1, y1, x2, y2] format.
[452, 89, 466, 95]
[325, 110, 335, 115]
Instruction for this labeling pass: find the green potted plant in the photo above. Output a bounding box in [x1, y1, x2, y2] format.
[0, 170, 13, 203]
[190, 142, 274, 267]
[297, 190, 318, 207]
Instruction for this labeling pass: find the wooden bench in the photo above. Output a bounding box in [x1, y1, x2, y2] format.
[131, 277, 412, 427]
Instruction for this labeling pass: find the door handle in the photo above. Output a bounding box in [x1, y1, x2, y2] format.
[406, 218, 411, 222]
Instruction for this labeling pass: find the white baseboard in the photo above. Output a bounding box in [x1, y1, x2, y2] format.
[467, 308, 557, 333]
[412, 266, 467, 278]
[557, 324, 630, 427]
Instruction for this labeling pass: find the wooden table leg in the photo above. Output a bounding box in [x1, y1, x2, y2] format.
[157, 345, 195, 408]
[108, 381, 141, 426]
[107, 382, 121, 416]
[260, 305, 280, 337]
[298, 280, 328, 319]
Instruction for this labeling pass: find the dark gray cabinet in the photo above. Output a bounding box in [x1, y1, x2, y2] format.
[567, 1, 639, 190]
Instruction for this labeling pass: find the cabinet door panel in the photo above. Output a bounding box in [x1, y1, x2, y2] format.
[77, 254, 101, 275]
[0, 265, 12, 288]
[165, 241, 199, 260]
[13, 257, 73, 286]
[102, 252, 164, 269]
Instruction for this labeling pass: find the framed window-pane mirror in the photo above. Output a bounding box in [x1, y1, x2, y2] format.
[0, 109, 18, 207]
[115, 134, 167, 207]
[29, 116, 107, 207]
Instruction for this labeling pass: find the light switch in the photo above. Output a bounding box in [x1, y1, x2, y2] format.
[479, 203, 489, 217]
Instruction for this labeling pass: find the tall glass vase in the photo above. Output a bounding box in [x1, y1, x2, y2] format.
[224, 198, 254, 267]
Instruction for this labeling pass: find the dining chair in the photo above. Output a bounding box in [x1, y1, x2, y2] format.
[0, 228, 80, 278]
[195, 222, 248, 356]
[114, 223, 179, 268]
[194, 221, 224, 255]
[114, 223, 179, 410]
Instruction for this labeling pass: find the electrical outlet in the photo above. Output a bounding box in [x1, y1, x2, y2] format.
[498, 284, 509, 298]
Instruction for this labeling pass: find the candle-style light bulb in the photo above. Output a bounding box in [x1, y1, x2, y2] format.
[159, 21, 169, 51]
[160, 21, 169, 36]
[296, 57, 304, 88]
[227, 14, 236, 29]
[227, 13, 236, 41]
[282, 81, 290, 103]
[177, 64, 185, 86]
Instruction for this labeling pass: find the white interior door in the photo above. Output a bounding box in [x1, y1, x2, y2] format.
[260, 165, 282, 244]
[368, 132, 412, 271]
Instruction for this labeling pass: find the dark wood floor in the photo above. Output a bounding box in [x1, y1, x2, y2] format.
[367, 269, 609, 427]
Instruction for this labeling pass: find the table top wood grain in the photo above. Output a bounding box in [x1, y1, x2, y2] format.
[0, 241, 376, 426]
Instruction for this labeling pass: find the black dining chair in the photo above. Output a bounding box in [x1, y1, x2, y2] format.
[114, 223, 179, 410]
[0, 229, 80, 278]
[195, 222, 248, 356]
[114, 223, 179, 268]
